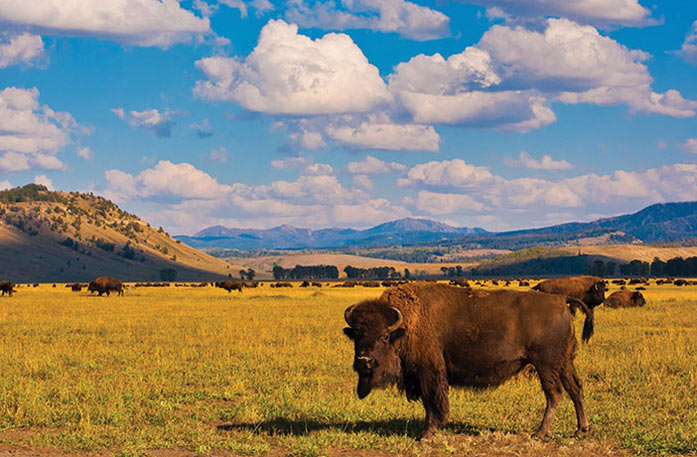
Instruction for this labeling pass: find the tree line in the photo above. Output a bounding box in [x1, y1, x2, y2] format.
[272, 265, 339, 280]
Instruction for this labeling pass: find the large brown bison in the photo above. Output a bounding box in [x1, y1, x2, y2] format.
[0, 281, 15, 297]
[532, 275, 605, 308]
[343, 283, 593, 440]
[216, 280, 243, 293]
[605, 290, 646, 308]
[88, 277, 124, 296]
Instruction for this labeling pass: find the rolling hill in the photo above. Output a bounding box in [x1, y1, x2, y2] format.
[0, 184, 244, 282]
[177, 217, 487, 250]
[178, 202, 697, 252]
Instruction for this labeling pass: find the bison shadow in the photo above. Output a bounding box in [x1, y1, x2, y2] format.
[218, 417, 492, 438]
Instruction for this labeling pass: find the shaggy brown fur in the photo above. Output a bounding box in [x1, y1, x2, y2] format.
[605, 290, 646, 308]
[0, 280, 15, 297]
[532, 275, 605, 308]
[215, 280, 243, 293]
[88, 277, 123, 296]
[343, 283, 592, 440]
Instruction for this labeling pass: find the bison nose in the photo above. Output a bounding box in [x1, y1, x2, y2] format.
[355, 356, 376, 372]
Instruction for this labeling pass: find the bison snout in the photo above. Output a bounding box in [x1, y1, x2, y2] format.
[355, 356, 376, 373]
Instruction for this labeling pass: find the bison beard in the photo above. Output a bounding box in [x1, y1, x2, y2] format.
[343, 283, 593, 440]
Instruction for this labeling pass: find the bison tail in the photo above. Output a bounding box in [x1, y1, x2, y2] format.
[566, 297, 594, 343]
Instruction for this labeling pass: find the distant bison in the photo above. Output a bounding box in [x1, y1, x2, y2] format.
[216, 280, 243, 293]
[448, 278, 470, 288]
[343, 283, 593, 440]
[605, 290, 646, 308]
[532, 275, 605, 309]
[88, 277, 123, 296]
[0, 281, 16, 297]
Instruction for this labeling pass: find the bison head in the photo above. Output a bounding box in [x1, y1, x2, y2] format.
[343, 300, 405, 399]
[632, 291, 646, 307]
[588, 280, 606, 307]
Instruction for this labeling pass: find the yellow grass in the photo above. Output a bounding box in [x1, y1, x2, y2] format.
[0, 282, 695, 456]
[235, 253, 477, 277]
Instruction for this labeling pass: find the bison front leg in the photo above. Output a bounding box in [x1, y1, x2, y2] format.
[419, 373, 450, 440]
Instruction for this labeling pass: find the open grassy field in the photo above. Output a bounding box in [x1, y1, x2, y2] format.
[0, 282, 695, 456]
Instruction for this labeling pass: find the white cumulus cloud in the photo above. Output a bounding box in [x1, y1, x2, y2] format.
[112, 107, 180, 138]
[347, 155, 406, 174]
[677, 20, 697, 65]
[0, 33, 45, 69]
[286, 0, 450, 41]
[326, 114, 440, 151]
[194, 20, 391, 115]
[504, 151, 573, 170]
[0, 0, 211, 48]
[465, 0, 653, 27]
[0, 87, 81, 172]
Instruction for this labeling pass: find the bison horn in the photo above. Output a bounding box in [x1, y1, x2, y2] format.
[387, 307, 403, 332]
[344, 305, 357, 325]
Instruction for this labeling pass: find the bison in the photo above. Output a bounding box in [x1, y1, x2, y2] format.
[343, 283, 593, 440]
[88, 277, 123, 296]
[532, 275, 605, 309]
[216, 280, 243, 293]
[605, 290, 646, 308]
[448, 278, 470, 288]
[0, 281, 16, 297]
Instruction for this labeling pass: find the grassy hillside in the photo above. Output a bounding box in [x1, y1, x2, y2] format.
[558, 244, 697, 263]
[0, 184, 244, 282]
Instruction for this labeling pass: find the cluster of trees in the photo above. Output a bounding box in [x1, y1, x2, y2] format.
[587, 257, 697, 277]
[650, 256, 697, 276]
[344, 266, 401, 279]
[439, 266, 467, 277]
[272, 265, 339, 280]
[471, 255, 591, 277]
[0, 184, 66, 204]
[238, 268, 256, 280]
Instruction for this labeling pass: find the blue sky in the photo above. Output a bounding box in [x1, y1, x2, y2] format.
[1, 0, 696, 234]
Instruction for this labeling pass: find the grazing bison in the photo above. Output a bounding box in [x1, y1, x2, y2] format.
[532, 275, 605, 309]
[0, 281, 16, 297]
[448, 278, 470, 288]
[605, 290, 646, 308]
[88, 277, 123, 296]
[216, 280, 243, 293]
[343, 283, 593, 440]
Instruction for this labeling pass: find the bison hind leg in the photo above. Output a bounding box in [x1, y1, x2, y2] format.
[560, 360, 590, 438]
[532, 364, 563, 440]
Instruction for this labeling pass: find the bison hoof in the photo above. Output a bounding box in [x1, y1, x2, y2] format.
[574, 426, 591, 439]
[531, 431, 550, 440]
[418, 430, 437, 442]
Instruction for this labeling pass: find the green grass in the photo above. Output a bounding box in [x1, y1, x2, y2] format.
[0, 283, 695, 456]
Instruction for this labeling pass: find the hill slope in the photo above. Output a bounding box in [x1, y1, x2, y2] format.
[178, 217, 487, 249]
[436, 201, 697, 250]
[0, 184, 243, 282]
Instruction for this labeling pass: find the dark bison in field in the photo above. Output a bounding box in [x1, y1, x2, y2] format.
[343, 283, 593, 440]
[0, 281, 16, 297]
[216, 280, 243, 293]
[605, 290, 646, 308]
[448, 278, 470, 288]
[88, 277, 124, 296]
[532, 275, 605, 309]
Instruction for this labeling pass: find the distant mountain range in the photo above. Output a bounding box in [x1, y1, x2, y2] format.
[435, 201, 697, 251]
[175, 218, 487, 250]
[177, 202, 697, 251]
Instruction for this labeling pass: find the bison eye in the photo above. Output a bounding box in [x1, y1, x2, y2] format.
[343, 328, 356, 339]
[381, 333, 390, 343]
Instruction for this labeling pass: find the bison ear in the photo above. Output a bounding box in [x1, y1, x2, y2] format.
[389, 327, 405, 343]
[343, 327, 356, 339]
